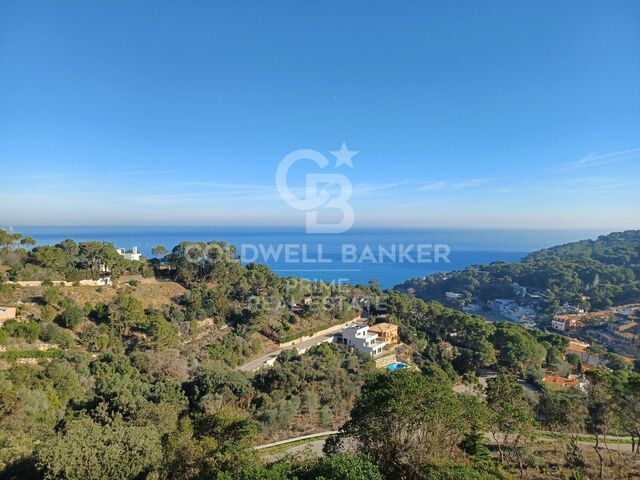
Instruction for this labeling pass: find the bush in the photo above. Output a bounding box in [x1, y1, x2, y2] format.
[0, 349, 62, 361]
[299, 453, 383, 480]
[41, 304, 57, 322]
[43, 287, 62, 306]
[1, 320, 41, 342]
[0, 282, 17, 301]
[419, 464, 507, 480]
[64, 268, 91, 282]
[58, 305, 85, 329]
[36, 417, 162, 480]
[40, 323, 74, 348]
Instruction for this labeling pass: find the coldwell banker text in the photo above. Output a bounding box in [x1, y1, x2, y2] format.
[240, 243, 451, 264]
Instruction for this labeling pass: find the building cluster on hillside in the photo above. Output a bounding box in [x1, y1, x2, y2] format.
[487, 299, 537, 326]
[551, 314, 581, 332]
[609, 319, 639, 346]
[551, 308, 624, 332]
[551, 304, 639, 356]
[444, 283, 550, 325]
[564, 338, 608, 367]
[610, 304, 640, 318]
[558, 302, 586, 315]
[586, 319, 639, 350]
[463, 303, 482, 314]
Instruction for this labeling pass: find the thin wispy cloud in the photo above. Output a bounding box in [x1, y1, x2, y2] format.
[544, 148, 640, 173]
[560, 178, 640, 194]
[3, 170, 177, 182]
[2, 174, 68, 181]
[417, 178, 494, 192]
[176, 180, 408, 199]
[177, 181, 274, 191]
[351, 181, 409, 196]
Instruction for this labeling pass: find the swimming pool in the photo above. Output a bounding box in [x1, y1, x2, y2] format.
[386, 362, 409, 371]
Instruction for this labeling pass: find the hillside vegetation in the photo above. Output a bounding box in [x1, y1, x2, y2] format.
[1, 230, 639, 479]
[396, 230, 640, 312]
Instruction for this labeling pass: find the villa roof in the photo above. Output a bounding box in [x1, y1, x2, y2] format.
[368, 322, 398, 333]
[566, 344, 587, 354]
[617, 331, 638, 340]
[543, 375, 580, 388]
[618, 321, 638, 332]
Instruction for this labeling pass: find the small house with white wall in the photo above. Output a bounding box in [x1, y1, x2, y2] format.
[116, 246, 142, 261]
[445, 292, 464, 301]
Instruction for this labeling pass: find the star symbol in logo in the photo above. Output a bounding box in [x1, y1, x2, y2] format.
[331, 142, 357, 168]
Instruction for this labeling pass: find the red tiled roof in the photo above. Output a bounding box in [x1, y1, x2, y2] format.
[543, 375, 580, 388]
[566, 344, 587, 353]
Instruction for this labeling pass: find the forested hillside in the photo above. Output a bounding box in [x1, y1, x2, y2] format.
[1, 230, 639, 479]
[396, 230, 640, 312]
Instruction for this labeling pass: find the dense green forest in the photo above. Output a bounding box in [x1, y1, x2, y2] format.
[1, 230, 640, 479]
[396, 230, 640, 313]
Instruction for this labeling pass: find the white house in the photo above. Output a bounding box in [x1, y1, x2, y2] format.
[488, 299, 537, 324]
[551, 318, 570, 331]
[445, 292, 464, 301]
[336, 324, 386, 357]
[559, 302, 585, 315]
[463, 304, 482, 314]
[116, 246, 142, 261]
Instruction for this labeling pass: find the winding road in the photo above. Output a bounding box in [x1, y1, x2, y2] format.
[238, 332, 337, 372]
[254, 431, 637, 458]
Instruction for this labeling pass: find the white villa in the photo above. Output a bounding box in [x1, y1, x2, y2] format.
[488, 298, 537, 325]
[551, 317, 571, 332]
[445, 291, 464, 301]
[335, 324, 386, 357]
[116, 246, 142, 261]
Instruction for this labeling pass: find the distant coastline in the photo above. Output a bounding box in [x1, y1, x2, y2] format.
[7, 226, 608, 288]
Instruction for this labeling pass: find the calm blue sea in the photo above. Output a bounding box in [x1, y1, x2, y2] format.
[8, 226, 607, 288]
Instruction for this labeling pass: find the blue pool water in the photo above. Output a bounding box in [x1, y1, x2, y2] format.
[387, 362, 409, 371]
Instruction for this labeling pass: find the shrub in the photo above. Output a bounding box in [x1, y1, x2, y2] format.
[59, 305, 85, 329]
[40, 323, 74, 348]
[1, 320, 41, 342]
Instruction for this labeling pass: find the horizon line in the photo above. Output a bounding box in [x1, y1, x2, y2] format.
[3, 224, 636, 233]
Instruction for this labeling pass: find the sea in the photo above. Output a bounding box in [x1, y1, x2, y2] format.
[8, 226, 608, 289]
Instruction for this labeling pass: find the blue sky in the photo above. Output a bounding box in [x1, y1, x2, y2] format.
[1, 1, 639, 229]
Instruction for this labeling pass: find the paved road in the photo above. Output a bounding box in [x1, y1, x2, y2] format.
[255, 431, 338, 450]
[238, 317, 361, 372]
[255, 431, 637, 459]
[238, 332, 337, 372]
[256, 431, 338, 461]
[279, 439, 326, 458]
